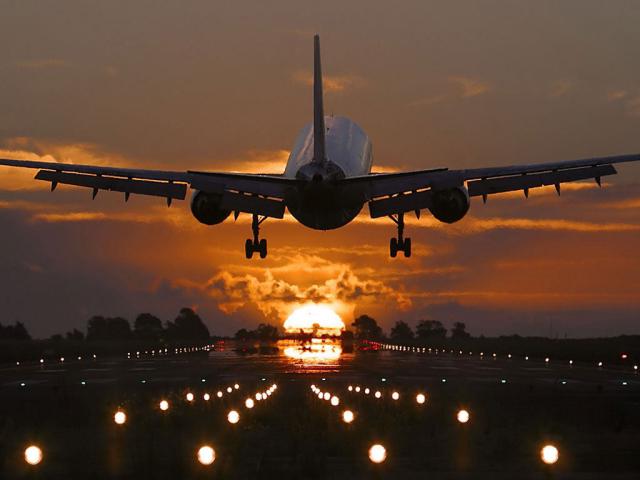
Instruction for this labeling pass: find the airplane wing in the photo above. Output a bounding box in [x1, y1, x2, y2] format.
[0, 158, 299, 219]
[347, 153, 640, 218]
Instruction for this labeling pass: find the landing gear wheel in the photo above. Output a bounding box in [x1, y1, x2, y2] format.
[390, 237, 398, 258]
[403, 238, 411, 258]
[245, 239, 254, 259]
[259, 239, 267, 259]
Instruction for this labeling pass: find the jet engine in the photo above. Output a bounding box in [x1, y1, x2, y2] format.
[429, 186, 470, 223]
[190, 190, 232, 225]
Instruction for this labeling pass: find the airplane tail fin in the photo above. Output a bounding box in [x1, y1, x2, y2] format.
[312, 34, 327, 164]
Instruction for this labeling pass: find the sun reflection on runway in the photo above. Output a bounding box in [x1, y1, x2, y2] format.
[282, 339, 342, 362]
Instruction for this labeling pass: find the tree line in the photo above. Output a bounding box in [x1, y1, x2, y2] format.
[0, 308, 211, 342]
[351, 315, 471, 341]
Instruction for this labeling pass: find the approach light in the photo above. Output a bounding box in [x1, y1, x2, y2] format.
[598, 361, 603, 367]
[245, 398, 255, 409]
[24, 445, 42, 466]
[457, 409, 470, 423]
[234, 384, 240, 389]
[318, 392, 323, 399]
[541, 445, 559, 465]
[368, 444, 387, 464]
[391, 391, 400, 400]
[342, 410, 354, 423]
[114, 410, 127, 425]
[374, 391, 382, 399]
[197, 445, 216, 466]
[545, 357, 550, 363]
[217, 391, 223, 398]
[330, 396, 340, 406]
[159, 400, 169, 411]
[323, 392, 331, 401]
[355, 386, 361, 393]
[227, 387, 233, 393]
[186, 393, 194, 402]
[364, 388, 370, 395]
[348, 385, 353, 391]
[256, 393, 263, 401]
[204, 393, 211, 401]
[227, 410, 240, 424]
[416, 393, 426, 405]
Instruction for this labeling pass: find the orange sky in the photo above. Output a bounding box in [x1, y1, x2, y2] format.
[0, 1, 638, 337]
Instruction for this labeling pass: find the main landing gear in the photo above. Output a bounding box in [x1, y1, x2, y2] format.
[245, 214, 267, 259]
[389, 212, 411, 258]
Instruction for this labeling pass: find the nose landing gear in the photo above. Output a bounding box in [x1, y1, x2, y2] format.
[245, 214, 268, 259]
[389, 212, 411, 258]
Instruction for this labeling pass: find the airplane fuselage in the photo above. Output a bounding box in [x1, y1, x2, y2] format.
[284, 116, 372, 230]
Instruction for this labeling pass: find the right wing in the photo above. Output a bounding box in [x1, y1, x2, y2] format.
[0, 158, 300, 219]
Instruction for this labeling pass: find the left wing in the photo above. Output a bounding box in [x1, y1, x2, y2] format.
[0, 158, 299, 218]
[343, 153, 640, 218]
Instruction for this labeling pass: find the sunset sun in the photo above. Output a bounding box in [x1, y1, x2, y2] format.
[283, 305, 345, 336]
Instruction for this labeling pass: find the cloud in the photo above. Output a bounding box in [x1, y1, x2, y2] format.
[448, 76, 490, 98]
[292, 71, 365, 93]
[607, 90, 628, 101]
[16, 59, 67, 69]
[550, 80, 573, 97]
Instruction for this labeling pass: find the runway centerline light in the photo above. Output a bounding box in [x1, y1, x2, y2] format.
[368, 444, 387, 464]
[24, 445, 42, 466]
[197, 445, 216, 466]
[457, 409, 470, 423]
[342, 410, 354, 423]
[245, 398, 255, 409]
[416, 393, 426, 405]
[227, 410, 240, 424]
[541, 445, 559, 465]
[114, 410, 127, 425]
[159, 400, 169, 411]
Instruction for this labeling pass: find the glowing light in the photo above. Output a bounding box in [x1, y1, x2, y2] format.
[598, 361, 603, 367]
[416, 393, 426, 405]
[186, 392, 194, 402]
[317, 392, 323, 399]
[368, 444, 387, 464]
[245, 398, 255, 409]
[374, 391, 382, 399]
[227, 387, 233, 393]
[283, 342, 342, 362]
[159, 400, 169, 411]
[391, 391, 400, 400]
[364, 388, 370, 395]
[114, 410, 127, 425]
[234, 383, 240, 390]
[24, 445, 42, 466]
[342, 410, 354, 423]
[323, 392, 331, 401]
[330, 396, 340, 406]
[355, 386, 361, 393]
[256, 393, 263, 401]
[457, 409, 470, 423]
[217, 391, 223, 398]
[197, 446, 216, 466]
[348, 385, 353, 391]
[203, 393, 211, 401]
[541, 445, 559, 465]
[283, 304, 345, 335]
[227, 410, 240, 424]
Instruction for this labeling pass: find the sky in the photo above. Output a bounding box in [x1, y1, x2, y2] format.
[0, 0, 639, 338]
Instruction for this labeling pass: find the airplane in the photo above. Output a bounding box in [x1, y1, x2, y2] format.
[1, 35, 639, 259]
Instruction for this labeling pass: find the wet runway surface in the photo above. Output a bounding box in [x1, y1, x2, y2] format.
[1, 346, 639, 478]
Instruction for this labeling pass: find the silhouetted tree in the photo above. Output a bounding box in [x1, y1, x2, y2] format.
[165, 308, 210, 340]
[450, 322, 471, 339]
[0, 322, 31, 340]
[341, 330, 354, 341]
[234, 328, 253, 341]
[416, 319, 447, 340]
[65, 328, 84, 341]
[390, 321, 414, 340]
[134, 313, 163, 340]
[351, 315, 383, 340]
[87, 316, 108, 340]
[255, 323, 279, 341]
[87, 316, 132, 340]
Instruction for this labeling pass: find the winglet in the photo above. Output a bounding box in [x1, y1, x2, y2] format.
[312, 34, 327, 164]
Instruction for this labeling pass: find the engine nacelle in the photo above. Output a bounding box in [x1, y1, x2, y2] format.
[190, 190, 232, 225]
[429, 186, 470, 224]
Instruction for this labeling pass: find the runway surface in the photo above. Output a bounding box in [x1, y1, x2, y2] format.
[1, 345, 639, 479]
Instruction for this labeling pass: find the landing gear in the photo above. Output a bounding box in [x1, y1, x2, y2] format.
[245, 214, 268, 259]
[389, 212, 411, 258]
